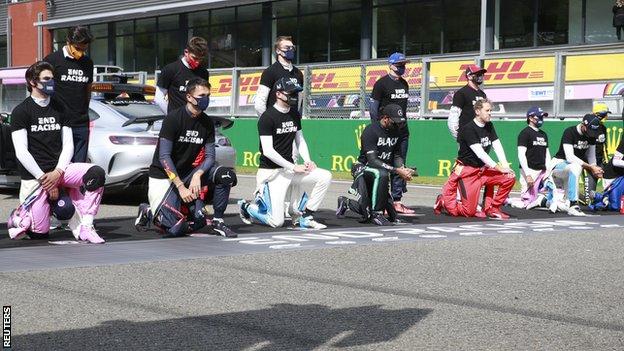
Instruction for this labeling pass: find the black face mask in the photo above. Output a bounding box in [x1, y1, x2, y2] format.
[279, 93, 298, 107]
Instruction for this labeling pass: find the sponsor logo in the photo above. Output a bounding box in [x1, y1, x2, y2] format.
[606, 126, 624, 157]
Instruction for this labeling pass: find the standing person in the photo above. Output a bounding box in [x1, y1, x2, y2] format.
[370, 52, 414, 214]
[614, 0, 624, 40]
[336, 104, 415, 225]
[254, 36, 304, 116]
[43, 26, 94, 163]
[8, 61, 105, 243]
[551, 114, 604, 216]
[239, 78, 332, 229]
[136, 78, 237, 238]
[434, 99, 515, 219]
[447, 65, 488, 140]
[155, 37, 209, 114]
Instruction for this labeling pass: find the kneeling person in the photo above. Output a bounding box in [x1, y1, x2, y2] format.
[434, 99, 515, 219]
[336, 104, 414, 225]
[239, 78, 332, 229]
[8, 61, 105, 243]
[137, 78, 237, 237]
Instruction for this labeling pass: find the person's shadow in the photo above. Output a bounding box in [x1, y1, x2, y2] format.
[13, 303, 431, 350]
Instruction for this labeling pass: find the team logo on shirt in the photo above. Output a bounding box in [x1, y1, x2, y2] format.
[532, 137, 547, 146]
[574, 140, 589, 150]
[178, 80, 190, 92]
[178, 130, 204, 144]
[31, 117, 61, 132]
[61, 69, 89, 83]
[597, 133, 606, 143]
[472, 96, 485, 106]
[391, 89, 409, 99]
[480, 137, 492, 148]
[276, 121, 297, 134]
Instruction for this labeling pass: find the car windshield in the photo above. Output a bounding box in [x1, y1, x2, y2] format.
[104, 100, 165, 120]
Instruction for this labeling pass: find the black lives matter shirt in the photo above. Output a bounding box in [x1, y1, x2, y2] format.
[603, 139, 624, 179]
[452, 85, 487, 128]
[554, 126, 595, 163]
[260, 62, 304, 109]
[157, 59, 210, 114]
[595, 123, 607, 165]
[517, 126, 549, 170]
[371, 75, 410, 136]
[357, 123, 400, 165]
[43, 50, 94, 127]
[149, 106, 215, 180]
[257, 106, 301, 169]
[457, 120, 498, 168]
[10, 98, 68, 180]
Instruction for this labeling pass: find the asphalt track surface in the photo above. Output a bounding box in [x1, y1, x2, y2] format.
[1, 176, 624, 350]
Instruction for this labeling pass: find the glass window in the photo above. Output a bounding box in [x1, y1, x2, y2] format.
[0, 35, 7, 67]
[499, 0, 533, 48]
[52, 28, 68, 51]
[585, 0, 618, 43]
[376, 4, 404, 58]
[136, 33, 156, 71]
[443, 0, 480, 52]
[237, 4, 262, 22]
[135, 18, 156, 33]
[237, 21, 263, 67]
[211, 7, 236, 24]
[300, 0, 328, 14]
[189, 10, 210, 27]
[158, 31, 180, 68]
[89, 23, 108, 38]
[330, 9, 361, 61]
[273, 0, 298, 17]
[115, 21, 134, 35]
[299, 14, 329, 63]
[537, 0, 568, 45]
[116, 36, 134, 71]
[374, 0, 403, 5]
[159, 15, 179, 31]
[89, 37, 108, 65]
[275, 17, 298, 41]
[406, 1, 441, 55]
[210, 24, 235, 68]
[191, 27, 210, 41]
[332, 0, 360, 11]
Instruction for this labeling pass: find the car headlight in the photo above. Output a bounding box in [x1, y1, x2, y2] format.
[109, 135, 158, 145]
[216, 136, 231, 147]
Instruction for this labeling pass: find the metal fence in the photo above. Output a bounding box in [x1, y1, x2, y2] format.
[199, 46, 624, 120]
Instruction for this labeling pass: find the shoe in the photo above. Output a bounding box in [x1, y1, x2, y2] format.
[68, 214, 81, 240]
[77, 225, 105, 244]
[371, 212, 393, 226]
[336, 196, 348, 218]
[238, 199, 252, 225]
[49, 215, 63, 230]
[567, 205, 586, 217]
[212, 219, 237, 238]
[393, 201, 416, 215]
[526, 194, 547, 210]
[134, 203, 152, 232]
[486, 208, 510, 220]
[474, 210, 487, 219]
[433, 194, 444, 215]
[294, 215, 327, 229]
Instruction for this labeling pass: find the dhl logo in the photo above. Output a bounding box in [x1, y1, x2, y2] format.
[211, 74, 262, 95]
[445, 60, 544, 84]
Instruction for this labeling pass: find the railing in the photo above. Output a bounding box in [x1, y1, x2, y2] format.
[201, 46, 624, 121]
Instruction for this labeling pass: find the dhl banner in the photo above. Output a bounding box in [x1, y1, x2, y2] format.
[208, 55, 621, 97]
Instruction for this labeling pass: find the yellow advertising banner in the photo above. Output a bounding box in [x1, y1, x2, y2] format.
[565, 53, 624, 81]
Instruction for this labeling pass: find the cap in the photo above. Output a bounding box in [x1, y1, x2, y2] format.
[465, 64, 487, 76]
[381, 104, 407, 123]
[592, 103, 612, 116]
[526, 106, 548, 118]
[388, 52, 410, 64]
[51, 194, 75, 221]
[274, 77, 303, 94]
[582, 113, 601, 138]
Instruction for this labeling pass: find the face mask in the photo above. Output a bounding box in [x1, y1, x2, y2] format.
[279, 49, 296, 61]
[279, 93, 298, 107]
[192, 95, 210, 111]
[472, 74, 484, 85]
[394, 65, 406, 76]
[535, 117, 544, 128]
[185, 54, 201, 70]
[68, 45, 84, 60]
[38, 79, 55, 96]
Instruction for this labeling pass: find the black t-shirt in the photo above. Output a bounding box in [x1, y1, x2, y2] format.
[10, 98, 68, 180]
[157, 59, 210, 114]
[603, 138, 624, 179]
[148, 106, 215, 179]
[595, 123, 607, 165]
[517, 126, 549, 170]
[43, 49, 94, 127]
[554, 126, 595, 163]
[371, 74, 409, 136]
[357, 123, 400, 165]
[260, 62, 304, 109]
[257, 106, 301, 169]
[457, 120, 499, 168]
[452, 85, 487, 128]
